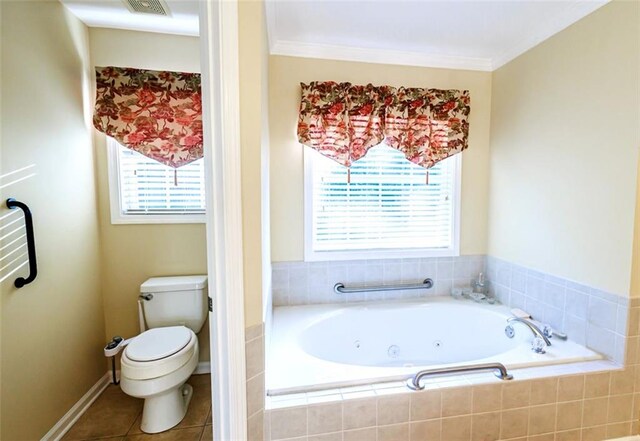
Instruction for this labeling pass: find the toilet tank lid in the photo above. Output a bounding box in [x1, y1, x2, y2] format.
[140, 275, 208, 293]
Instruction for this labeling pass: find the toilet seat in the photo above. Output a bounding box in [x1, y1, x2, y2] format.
[127, 326, 192, 362]
[121, 326, 197, 380]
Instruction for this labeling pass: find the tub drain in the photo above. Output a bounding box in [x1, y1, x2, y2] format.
[387, 345, 400, 358]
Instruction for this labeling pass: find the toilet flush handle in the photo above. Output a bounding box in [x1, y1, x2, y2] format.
[139, 293, 153, 301]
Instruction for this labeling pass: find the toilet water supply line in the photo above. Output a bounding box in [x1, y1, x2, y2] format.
[103, 297, 151, 384]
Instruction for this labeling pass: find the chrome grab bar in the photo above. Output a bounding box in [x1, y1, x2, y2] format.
[334, 278, 433, 295]
[406, 362, 513, 390]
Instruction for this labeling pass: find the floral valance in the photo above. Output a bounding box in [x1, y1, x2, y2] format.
[297, 81, 470, 169]
[93, 66, 203, 168]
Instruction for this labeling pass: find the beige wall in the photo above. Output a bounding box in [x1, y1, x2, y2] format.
[631, 159, 640, 298]
[239, 0, 271, 327]
[269, 56, 493, 262]
[0, 2, 106, 439]
[89, 29, 209, 357]
[488, 0, 640, 297]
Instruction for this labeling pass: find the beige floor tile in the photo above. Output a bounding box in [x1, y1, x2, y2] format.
[124, 427, 204, 441]
[344, 427, 377, 441]
[63, 387, 142, 440]
[200, 425, 213, 441]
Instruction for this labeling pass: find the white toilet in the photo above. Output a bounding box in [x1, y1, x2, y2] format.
[120, 275, 208, 434]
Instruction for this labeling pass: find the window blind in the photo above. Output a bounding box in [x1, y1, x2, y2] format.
[116, 144, 206, 215]
[309, 144, 456, 253]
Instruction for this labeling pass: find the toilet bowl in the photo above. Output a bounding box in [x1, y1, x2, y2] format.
[120, 326, 199, 433]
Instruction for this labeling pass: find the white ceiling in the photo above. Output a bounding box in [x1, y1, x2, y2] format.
[60, 0, 608, 72]
[266, 0, 610, 71]
[60, 0, 200, 36]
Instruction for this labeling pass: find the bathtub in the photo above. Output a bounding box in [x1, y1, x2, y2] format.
[266, 296, 602, 395]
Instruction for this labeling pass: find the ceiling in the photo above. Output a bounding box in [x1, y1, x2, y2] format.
[60, 0, 200, 36]
[266, 0, 609, 71]
[60, 0, 608, 72]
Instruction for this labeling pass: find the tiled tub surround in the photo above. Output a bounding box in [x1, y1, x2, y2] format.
[264, 360, 639, 441]
[272, 256, 485, 306]
[268, 256, 640, 439]
[485, 256, 633, 365]
[246, 323, 266, 441]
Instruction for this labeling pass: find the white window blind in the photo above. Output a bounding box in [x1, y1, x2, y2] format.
[108, 139, 206, 223]
[305, 143, 460, 260]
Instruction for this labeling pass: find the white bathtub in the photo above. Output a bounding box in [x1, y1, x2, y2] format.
[266, 296, 602, 395]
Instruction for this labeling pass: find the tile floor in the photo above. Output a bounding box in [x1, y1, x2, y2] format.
[63, 374, 212, 441]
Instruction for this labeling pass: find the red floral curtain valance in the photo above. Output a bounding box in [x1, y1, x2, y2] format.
[93, 66, 203, 168]
[297, 81, 470, 169]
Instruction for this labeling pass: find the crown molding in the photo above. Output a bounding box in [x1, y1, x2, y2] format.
[270, 40, 493, 72]
[266, 0, 609, 73]
[491, 0, 610, 70]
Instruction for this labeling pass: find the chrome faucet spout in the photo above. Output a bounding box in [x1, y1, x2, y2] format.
[507, 317, 552, 346]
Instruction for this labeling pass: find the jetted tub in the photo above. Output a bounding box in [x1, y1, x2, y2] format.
[266, 296, 602, 395]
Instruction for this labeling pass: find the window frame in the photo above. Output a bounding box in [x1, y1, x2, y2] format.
[303, 146, 462, 262]
[106, 137, 206, 225]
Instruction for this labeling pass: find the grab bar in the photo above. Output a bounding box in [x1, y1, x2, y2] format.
[5, 198, 37, 288]
[334, 278, 433, 295]
[406, 362, 513, 390]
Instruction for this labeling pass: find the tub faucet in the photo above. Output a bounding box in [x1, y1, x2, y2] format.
[505, 317, 552, 352]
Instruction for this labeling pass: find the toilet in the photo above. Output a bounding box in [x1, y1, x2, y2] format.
[120, 275, 208, 434]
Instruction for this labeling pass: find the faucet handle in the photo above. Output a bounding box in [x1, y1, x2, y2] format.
[532, 336, 547, 354]
[542, 324, 554, 339]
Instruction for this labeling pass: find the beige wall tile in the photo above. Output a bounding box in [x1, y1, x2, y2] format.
[271, 407, 307, 440]
[441, 416, 471, 441]
[557, 376, 584, 402]
[472, 385, 502, 413]
[343, 398, 376, 430]
[556, 401, 582, 431]
[582, 397, 609, 427]
[410, 420, 441, 441]
[582, 425, 607, 441]
[502, 381, 530, 410]
[378, 423, 409, 441]
[527, 404, 556, 436]
[611, 369, 635, 395]
[245, 337, 265, 380]
[471, 412, 499, 441]
[441, 387, 472, 417]
[308, 432, 342, 441]
[501, 408, 529, 439]
[410, 390, 441, 421]
[527, 433, 554, 441]
[308, 403, 342, 435]
[555, 429, 581, 441]
[606, 421, 632, 438]
[529, 379, 557, 406]
[378, 394, 410, 425]
[608, 394, 633, 423]
[344, 427, 376, 441]
[247, 373, 265, 417]
[247, 411, 264, 441]
[584, 372, 610, 398]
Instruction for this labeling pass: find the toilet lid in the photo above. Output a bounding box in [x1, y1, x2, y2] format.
[126, 326, 192, 362]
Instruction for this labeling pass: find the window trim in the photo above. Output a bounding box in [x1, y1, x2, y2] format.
[303, 146, 461, 262]
[106, 137, 206, 225]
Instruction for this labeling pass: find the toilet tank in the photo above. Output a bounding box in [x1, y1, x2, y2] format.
[140, 275, 208, 333]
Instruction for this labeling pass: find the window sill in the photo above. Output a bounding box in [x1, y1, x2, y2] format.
[110, 214, 206, 225]
[304, 246, 459, 262]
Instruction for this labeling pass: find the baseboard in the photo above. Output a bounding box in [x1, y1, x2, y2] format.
[194, 361, 211, 374]
[41, 371, 111, 441]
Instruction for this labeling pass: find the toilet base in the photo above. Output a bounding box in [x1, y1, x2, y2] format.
[140, 383, 194, 433]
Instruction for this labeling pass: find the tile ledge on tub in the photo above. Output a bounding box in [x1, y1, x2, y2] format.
[264, 359, 622, 410]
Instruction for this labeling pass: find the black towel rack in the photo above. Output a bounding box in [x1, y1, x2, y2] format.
[6, 198, 37, 288]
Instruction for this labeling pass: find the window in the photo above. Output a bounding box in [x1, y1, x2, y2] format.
[107, 138, 206, 224]
[304, 143, 460, 261]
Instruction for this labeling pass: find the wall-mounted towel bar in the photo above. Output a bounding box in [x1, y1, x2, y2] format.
[407, 362, 513, 390]
[6, 198, 37, 288]
[334, 278, 433, 295]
